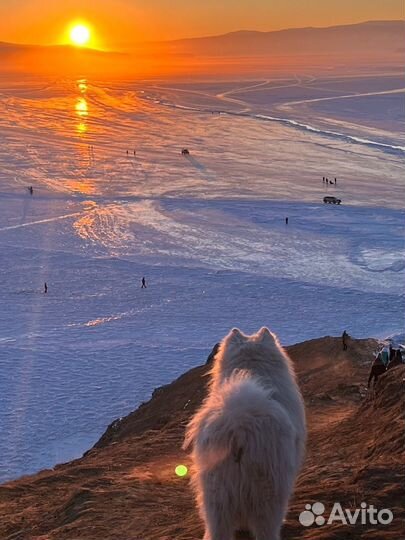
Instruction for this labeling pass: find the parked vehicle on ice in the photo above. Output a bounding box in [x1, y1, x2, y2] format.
[181, 148, 190, 155]
[323, 196, 342, 204]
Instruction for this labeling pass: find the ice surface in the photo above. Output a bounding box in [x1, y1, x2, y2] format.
[0, 76, 404, 482]
[146, 73, 405, 148]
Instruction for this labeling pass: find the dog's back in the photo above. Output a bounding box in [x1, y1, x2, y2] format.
[187, 371, 301, 539]
[184, 328, 306, 540]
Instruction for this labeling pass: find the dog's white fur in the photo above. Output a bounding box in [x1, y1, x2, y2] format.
[184, 327, 306, 540]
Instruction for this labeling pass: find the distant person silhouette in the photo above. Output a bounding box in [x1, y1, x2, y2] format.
[44, 282, 48, 294]
[387, 349, 403, 370]
[141, 277, 147, 289]
[126, 150, 129, 155]
[28, 186, 33, 195]
[342, 330, 349, 351]
[285, 217, 289, 225]
[134, 150, 136, 156]
[334, 177, 337, 184]
[322, 176, 325, 183]
[367, 354, 386, 388]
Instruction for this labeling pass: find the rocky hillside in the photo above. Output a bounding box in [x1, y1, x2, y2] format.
[0, 336, 404, 539]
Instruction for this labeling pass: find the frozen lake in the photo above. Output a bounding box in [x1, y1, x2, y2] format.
[0, 75, 404, 482]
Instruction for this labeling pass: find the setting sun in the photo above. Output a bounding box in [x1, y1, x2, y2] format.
[70, 24, 91, 47]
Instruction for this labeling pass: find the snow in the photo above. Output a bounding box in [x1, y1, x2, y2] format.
[0, 75, 404, 482]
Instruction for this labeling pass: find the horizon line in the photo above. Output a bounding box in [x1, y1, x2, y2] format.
[0, 18, 403, 52]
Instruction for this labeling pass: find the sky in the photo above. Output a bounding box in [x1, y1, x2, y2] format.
[0, 0, 403, 49]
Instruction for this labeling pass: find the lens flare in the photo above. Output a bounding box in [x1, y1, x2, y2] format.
[175, 464, 188, 477]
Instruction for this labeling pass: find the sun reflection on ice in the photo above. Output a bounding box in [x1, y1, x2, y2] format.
[77, 122, 87, 134]
[76, 98, 88, 117]
[77, 79, 88, 94]
[75, 81, 88, 135]
[67, 180, 95, 194]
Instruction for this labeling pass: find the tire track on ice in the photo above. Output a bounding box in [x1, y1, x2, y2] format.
[0, 211, 83, 232]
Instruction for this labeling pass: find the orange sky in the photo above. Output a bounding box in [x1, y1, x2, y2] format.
[0, 0, 403, 50]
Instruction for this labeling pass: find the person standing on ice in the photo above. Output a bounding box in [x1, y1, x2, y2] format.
[28, 186, 33, 195]
[285, 217, 289, 225]
[44, 282, 48, 294]
[141, 277, 147, 289]
[342, 330, 349, 351]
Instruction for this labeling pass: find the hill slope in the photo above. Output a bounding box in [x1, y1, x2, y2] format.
[0, 336, 404, 539]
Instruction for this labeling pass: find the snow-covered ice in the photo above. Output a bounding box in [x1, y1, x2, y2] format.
[0, 75, 404, 482]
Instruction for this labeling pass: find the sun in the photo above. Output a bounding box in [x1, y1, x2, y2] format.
[70, 24, 91, 47]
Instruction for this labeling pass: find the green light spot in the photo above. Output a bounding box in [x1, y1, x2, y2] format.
[175, 464, 188, 477]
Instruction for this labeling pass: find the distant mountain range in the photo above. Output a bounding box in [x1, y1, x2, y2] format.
[0, 20, 403, 76]
[0, 42, 125, 61]
[0, 41, 128, 76]
[157, 20, 405, 57]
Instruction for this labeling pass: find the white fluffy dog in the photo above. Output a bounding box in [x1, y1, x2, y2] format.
[184, 327, 306, 540]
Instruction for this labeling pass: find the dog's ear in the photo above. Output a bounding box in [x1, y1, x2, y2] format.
[227, 328, 246, 344]
[255, 327, 274, 344]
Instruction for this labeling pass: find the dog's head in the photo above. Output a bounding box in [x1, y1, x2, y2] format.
[210, 327, 284, 383]
[223, 327, 276, 351]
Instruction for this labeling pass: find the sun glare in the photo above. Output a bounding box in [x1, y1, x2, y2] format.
[70, 24, 91, 47]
